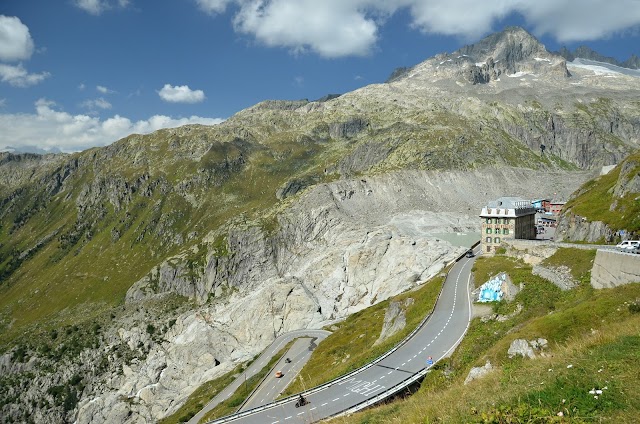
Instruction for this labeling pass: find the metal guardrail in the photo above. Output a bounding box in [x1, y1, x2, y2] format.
[205, 241, 480, 424]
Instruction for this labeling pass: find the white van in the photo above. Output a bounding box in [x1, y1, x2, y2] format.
[616, 240, 640, 251]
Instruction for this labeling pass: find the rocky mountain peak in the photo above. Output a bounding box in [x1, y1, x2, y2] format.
[393, 26, 570, 85]
[456, 26, 548, 67]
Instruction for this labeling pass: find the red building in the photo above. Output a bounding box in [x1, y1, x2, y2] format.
[549, 201, 565, 215]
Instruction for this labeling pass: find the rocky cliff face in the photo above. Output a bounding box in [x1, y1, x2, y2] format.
[1, 27, 640, 423]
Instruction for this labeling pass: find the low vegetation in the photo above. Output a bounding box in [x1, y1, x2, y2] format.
[563, 149, 640, 235]
[325, 255, 640, 423]
[284, 274, 445, 396]
[541, 247, 597, 283]
[158, 364, 243, 424]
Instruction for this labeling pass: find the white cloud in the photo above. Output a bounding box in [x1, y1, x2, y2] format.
[0, 15, 35, 62]
[96, 85, 114, 94]
[158, 84, 206, 103]
[78, 83, 86, 90]
[0, 98, 225, 152]
[80, 97, 112, 111]
[511, 0, 640, 42]
[232, 0, 379, 57]
[196, 0, 640, 57]
[73, 0, 130, 15]
[74, 0, 108, 15]
[195, 0, 233, 14]
[0, 63, 50, 87]
[0, 98, 6, 108]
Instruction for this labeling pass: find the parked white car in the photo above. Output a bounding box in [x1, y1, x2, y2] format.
[616, 240, 640, 251]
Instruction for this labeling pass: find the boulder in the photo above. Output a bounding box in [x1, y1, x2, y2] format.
[464, 361, 494, 384]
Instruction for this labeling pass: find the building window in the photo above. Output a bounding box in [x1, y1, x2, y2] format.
[486, 237, 491, 243]
[494, 237, 500, 243]
[486, 218, 491, 224]
[486, 228, 492, 234]
[503, 228, 509, 235]
[486, 246, 491, 252]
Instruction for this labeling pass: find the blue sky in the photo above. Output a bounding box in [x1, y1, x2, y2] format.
[1, 0, 639, 152]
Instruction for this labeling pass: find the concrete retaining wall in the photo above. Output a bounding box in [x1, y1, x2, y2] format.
[591, 249, 640, 289]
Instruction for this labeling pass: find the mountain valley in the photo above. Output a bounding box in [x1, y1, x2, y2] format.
[0, 27, 639, 423]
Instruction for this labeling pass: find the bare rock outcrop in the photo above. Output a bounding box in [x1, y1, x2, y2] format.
[374, 298, 414, 346]
[508, 338, 548, 359]
[464, 360, 494, 385]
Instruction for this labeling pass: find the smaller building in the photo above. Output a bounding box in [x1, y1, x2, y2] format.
[549, 201, 565, 215]
[537, 216, 557, 227]
[531, 198, 551, 212]
[480, 197, 536, 254]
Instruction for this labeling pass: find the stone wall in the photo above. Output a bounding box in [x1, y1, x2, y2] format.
[591, 249, 640, 289]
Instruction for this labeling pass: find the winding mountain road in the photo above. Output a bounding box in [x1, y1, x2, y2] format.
[188, 330, 331, 424]
[205, 246, 477, 423]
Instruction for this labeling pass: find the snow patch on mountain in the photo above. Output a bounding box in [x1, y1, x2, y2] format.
[568, 58, 640, 78]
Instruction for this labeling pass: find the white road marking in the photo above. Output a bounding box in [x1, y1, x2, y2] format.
[321, 403, 328, 406]
[332, 398, 340, 402]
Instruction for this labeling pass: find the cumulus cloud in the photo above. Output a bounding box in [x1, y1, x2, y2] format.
[512, 0, 640, 42]
[0, 98, 225, 152]
[195, 0, 233, 14]
[73, 0, 130, 15]
[96, 85, 115, 94]
[0, 15, 35, 62]
[74, 0, 108, 15]
[196, 0, 640, 57]
[233, 0, 379, 57]
[0, 63, 50, 87]
[0, 15, 49, 87]
[80, 97, 112, 111]
[158, 84, 206, 103]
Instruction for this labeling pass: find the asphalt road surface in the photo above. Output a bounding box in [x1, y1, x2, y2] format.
[206, 246, 477, 423]
[240, 337, 321, 411]
[188, 330, 330, 424]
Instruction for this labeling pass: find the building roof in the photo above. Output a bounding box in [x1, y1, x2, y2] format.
[480, 196, 536, 218]
[486, 197, 531, 209]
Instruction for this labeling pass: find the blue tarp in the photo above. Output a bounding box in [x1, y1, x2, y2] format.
[478, 273, 506, 302]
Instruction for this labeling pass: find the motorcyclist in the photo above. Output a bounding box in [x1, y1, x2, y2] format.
[298, 394, 307, 406]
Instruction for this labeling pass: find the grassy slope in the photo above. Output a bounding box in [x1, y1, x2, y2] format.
[325, 255, 640, 423]
[563, 149, 640, 233]
[0, 123, 334, 346]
